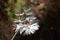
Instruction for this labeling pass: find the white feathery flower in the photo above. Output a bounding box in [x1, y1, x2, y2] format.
[14, 16, 39, 35]
[15, 22, 39, 35]
[15, 19, 39, 35]
[13, 16, 39, 36]
[11, 22, 39, 40]
[11, 8, 40, 40]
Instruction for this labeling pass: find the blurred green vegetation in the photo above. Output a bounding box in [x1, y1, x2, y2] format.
[5, 0, 26, 21]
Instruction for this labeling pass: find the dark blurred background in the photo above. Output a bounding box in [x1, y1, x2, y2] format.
[0, 0, 60, 40]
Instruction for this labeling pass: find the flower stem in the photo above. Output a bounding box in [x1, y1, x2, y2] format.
[11, 31, 18, 40]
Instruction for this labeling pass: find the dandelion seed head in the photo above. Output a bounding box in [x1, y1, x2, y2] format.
[13, 8, 40, 35]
